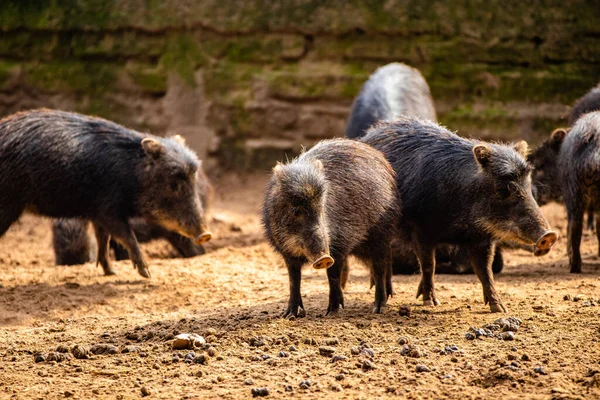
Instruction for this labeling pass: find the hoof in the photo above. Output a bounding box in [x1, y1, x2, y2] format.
[103, 269, 117, 276]
[423, 298, 440, 306]
[489, 303, 507, 313]
[137, 266, 151, 279]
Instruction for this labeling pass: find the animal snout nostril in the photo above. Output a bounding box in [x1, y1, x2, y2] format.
[312, 255, 335, 270]
[194, 232, 212, 244]
[535, 231, 558, 251]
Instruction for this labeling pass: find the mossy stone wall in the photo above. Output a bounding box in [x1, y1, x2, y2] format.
[1, 0, 599, 169]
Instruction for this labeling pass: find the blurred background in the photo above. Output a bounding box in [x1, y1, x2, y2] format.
[1, 0, 598, 171]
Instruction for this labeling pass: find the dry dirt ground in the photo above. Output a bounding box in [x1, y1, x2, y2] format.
[0, 173, 599, 400]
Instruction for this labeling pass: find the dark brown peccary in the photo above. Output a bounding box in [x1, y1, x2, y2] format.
[262, 139, 399, 316]
[344, 62, 507, 275]
[361, 117, 557, 312]
[0, 109, 210, 278]
[530, 112, 600, 273]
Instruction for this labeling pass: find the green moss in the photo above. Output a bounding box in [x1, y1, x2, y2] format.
[125, 63, 167, 94]
[0, 61, 18, 89]
[263, 67, 367, 101]
[23, 61, 117, 94]
[159, 34, 206, 86]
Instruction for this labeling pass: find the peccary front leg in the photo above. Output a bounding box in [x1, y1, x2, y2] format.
[283, 257, 306, 318]
[93, 224, 115, 276]
[415, 243, 440, 306]
[567, 208, 584, 273]
[102, 219, 150, 278]
[340, 258, 349, 290]
[326, 253, 345, 315]
[595, 212, 600, 257]
[468, 243, 506, 313]
[370, 246, 392, 314]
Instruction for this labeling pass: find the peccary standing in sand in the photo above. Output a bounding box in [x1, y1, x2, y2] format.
[0, 109, 211, 278]
[362, 117, 557, 312]
[262, 139, 399, 316]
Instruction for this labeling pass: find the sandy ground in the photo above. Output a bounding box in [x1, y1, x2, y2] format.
[0, 173, 599, 400]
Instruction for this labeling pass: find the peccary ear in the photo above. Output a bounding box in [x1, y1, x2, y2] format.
[272, 162, 285, 179]
[313, 159, 324, 171]
[142, 138, 165, 159]
[171, 134, 186, 145]
[550, 128, 567, 149]
[513, 140, 529, 158]
[473, 144, 492, 168]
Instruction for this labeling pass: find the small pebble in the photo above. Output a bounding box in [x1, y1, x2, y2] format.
[299, 380, 311, 389]
[362, 360, 376, 371]
[207, 347, 217, 357]
[573, 294, 584, 302]
[521, 354, 530, 362]
[350, 346, 361, 355]
[141, 386, 151, 397]
[398, 337, 410, 345]
[195, 354, 208, 365]
[34, 353, 46, 363]
[465, 332, 476, 340]
[71, 345, 90, 360]
[416, 364, 431, 373]
[284, 385, 293, 392]
[330, 383, 343, 392]
[205, 328, 217, 336]
[331, 355, 347, 363]
[319, 346, 335, 357]
[56, 344, 69, 353]
[335, 374, 345, 381]
[288, 345, 297, 352]
[398, 305, 411, 317]
[325, 338, 340, 346]
[278, 351, 289, 358]
[244, 378, 254, 385]
[500, 331, 515, 341]
[121, 345, 141, 354]
[172, 333, 205, 350]
[533, 366, 547, 375]
[563, 294, 572, 301]
[360, 347, 375, 359]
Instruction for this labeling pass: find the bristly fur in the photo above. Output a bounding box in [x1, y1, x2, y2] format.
[0, 109, 207, 278]
[262, 138, 400, 315]
[344, 63, 437, 139]
[360, 117, 551, 312]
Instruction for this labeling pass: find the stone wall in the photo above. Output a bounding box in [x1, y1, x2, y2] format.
[1, 0, 599, 170]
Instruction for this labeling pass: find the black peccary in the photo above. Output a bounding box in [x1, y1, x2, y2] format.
[530, 112, 600, 273]
[568, 84, 600, 230]
[53, 168, 214, 264]
[361, 117, 557, 312]
[345, 62, 437, 139]
[52, 218, 94, 266]
[0, 109, 211, 278]
[344, 62, 507, 275]
[262, 139, 399, 316]
[568, 84, 600, 126]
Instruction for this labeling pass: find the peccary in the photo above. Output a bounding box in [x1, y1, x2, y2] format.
[262, 139, 399, 316]
[362, 117, 557, 312]
[568, 84, 600, 126]
[0, 109, 210, 278]
[345, 62, 437, 139]
[530, 112, 600, 273]
[344, 62, 508, 275]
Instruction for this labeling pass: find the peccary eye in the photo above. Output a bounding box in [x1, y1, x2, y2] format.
[292, 208, 303, 218]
